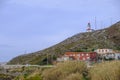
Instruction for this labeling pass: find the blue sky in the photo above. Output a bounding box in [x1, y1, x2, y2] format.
[0, 0, 120, 62]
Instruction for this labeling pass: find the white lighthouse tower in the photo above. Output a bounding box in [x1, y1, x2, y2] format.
[86, 22, 94, 32]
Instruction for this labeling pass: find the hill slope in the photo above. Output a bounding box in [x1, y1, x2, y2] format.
[8, 21, 120, 65]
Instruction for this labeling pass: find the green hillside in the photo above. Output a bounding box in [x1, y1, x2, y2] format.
[8, 21, 120, 65]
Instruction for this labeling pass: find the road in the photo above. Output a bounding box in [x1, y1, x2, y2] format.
[0, 64, 55, 69]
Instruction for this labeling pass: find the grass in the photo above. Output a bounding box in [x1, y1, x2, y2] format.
[11, 66, 44, 80]
[89, 61, 120, 80]
[42, 61, 120, 80]
[42, 61, 87, 80]
[0, 74, 14, 80]
[3, 60, 120, 80]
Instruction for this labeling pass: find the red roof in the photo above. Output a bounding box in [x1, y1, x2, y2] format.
[65, 52, 96, 55]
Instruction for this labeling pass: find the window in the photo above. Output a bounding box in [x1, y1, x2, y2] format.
[99, 49, 100, 52]
[86, 54, 89, 56]
[82, 54, 84, 56]
[106, 49, 107, 52]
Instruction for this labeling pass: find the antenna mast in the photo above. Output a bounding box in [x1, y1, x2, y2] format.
[95, 17, 97, 30]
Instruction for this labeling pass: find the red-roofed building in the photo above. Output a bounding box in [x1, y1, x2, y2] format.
[64, 52, 97, 61]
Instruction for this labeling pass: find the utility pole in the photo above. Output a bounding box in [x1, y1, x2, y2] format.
[95, 17, 97, 30]
[47, 53, 48, 65]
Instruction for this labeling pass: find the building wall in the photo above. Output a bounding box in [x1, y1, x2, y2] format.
[57, 56, 69, 62]
[65, 52, 97, 61]
[115, 53, 120, 60]
[95, 49, 113, 54]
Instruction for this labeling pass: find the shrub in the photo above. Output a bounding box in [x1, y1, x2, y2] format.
[26, 75, 42, 80]
[63, 73, 84, 80]
[42, 61, 87, 80]
[89, 61, 120, 80]
[25, 68, 42, 80]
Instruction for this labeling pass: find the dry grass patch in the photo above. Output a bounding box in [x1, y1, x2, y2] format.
[63, 72, 84, 80]
[89, 61, 120, 80]
[42, 61, 87, 80]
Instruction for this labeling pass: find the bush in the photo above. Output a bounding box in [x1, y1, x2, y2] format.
[63, 73, 84, 80]
[26, 75, 42, 80]
[89, 61, 120, 80]
[42, 61, 87, 80]
[25, 68, 42, 80]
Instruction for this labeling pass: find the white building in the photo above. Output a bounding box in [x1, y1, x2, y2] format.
[57, 56, 69, 62]
[95, 49, 113, 54]
[114, 53, 120, 60]
[95, 49, 120, 60]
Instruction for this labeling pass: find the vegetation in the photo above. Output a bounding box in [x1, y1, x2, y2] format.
[13, 66, 44, 80]
[42, 61, 87, 80]
[5, 21, 120, 80]
[0, 66, 44, 80]
[42, 61, 120, 80]
[8, 21, 120, 65]
[1, 61, 120, 80]
[89, 61, 120, 80]
[0, 74, 13, 80]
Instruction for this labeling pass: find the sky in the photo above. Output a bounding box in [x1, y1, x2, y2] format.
[0, 0, 120, 62]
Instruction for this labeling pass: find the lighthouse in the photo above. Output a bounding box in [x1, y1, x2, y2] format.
[86, 22, 94, 32]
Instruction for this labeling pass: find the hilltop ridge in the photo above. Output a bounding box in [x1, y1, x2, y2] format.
[8, 21, 120, 65]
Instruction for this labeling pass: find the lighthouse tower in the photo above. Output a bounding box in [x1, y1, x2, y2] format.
[86, 22, 93, 32]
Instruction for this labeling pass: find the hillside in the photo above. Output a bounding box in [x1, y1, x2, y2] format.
[8, 21, 120, 65]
